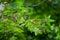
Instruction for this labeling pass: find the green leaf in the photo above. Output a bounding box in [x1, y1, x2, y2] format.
[9, 36, 17, 40]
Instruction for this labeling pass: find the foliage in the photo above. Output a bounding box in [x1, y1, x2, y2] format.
[0, 0, 60, 40]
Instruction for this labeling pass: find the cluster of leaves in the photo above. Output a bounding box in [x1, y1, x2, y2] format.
[0, 0, 60, 40]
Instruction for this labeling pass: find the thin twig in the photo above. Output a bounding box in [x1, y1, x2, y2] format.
[24, 0, 46, 7]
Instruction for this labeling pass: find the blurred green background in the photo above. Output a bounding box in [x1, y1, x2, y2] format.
[0, 0, 60, 40]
